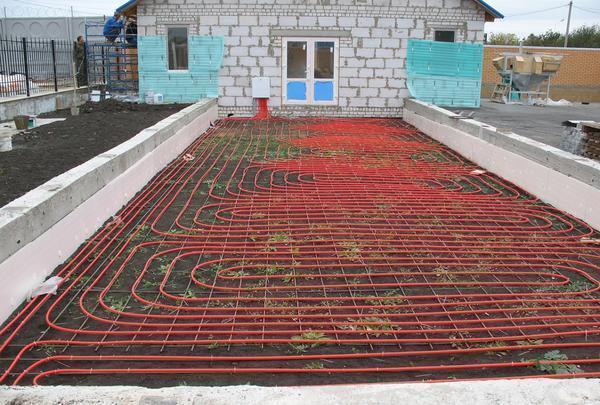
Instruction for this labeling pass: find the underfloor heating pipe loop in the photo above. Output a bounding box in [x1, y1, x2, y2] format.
[0, 117, 598, 385]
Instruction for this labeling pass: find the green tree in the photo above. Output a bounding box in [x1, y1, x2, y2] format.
[520, 25, 600, 48]
[523, 30, 563, 47]
[487, 33, 520, 46]
[569, 25, 600, 48]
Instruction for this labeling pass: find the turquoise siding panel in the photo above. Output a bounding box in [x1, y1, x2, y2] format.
[406, 39, 483, 108]
[138, 35, 224, 103]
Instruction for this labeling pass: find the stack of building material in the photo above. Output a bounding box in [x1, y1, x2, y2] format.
[491, 52, 563, 103]
[581, 123, 600, 161]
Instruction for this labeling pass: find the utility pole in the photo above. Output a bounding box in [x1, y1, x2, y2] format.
[1, 7, 7, 39]
[564, 1, 573, 48]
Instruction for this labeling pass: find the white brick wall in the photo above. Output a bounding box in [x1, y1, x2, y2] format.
[137, 0, 488, 117]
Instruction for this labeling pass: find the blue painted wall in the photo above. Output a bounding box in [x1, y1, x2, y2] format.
[138, 35, 224, 103]
[406, 39, 484, 108]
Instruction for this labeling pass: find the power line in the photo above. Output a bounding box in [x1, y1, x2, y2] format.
[504, 4, 570, 19]
[15, 0, 108, 12]
[573, 5, 600, 15]
[6, 0, 109, 15]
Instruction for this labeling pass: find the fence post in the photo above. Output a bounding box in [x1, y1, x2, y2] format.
[51, 39, 58, 92]
[22, 37, 30, 97]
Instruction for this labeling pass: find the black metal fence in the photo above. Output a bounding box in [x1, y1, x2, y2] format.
[0, 37, 75, 99]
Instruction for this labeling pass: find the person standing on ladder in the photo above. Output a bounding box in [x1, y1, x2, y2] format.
[103, 12, 124, 43]
[103, 12, 125, 91]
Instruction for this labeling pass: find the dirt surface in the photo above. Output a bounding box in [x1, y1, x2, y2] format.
[0, 100, 189, 208]
[1, 117, 598, 387]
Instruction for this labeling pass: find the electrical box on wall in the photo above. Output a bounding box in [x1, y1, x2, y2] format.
[252, 77, 271, 98]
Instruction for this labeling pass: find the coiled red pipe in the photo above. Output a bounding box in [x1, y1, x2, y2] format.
[0, 117, 598, 386]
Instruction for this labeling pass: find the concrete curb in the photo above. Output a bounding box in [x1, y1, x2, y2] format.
[0, 98, 218, 322]
[404, 98, 600, 231]
[0, 87, 89, 122]
[0, 379, 598, 404]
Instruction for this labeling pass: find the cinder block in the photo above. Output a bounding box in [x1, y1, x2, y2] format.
[349, 97, 368, 107]
[250, 47, 269, 57]
[366, 59, 385, 68]
[358, 17, 375, 27]
[360, 88, 378, 97]
[219, 15, 238, 25]
[232, 26, 250, 36]
[219, 97, 235, 107]
[368, 98, 386, 107]
[299, 16, 317, 26]
[338, 17, 356, 27]
[279, 16, 298, 27]
[229, 47, 249, 57]
[363, 38, 382, 48]
[381, 38, 400, 48]
[339, 88, 358, 97]
[358, 68, 374, 78]
[369, 78, 387, 88]
[239, 16, 258, 25]
[199, 16, 218, 26]
[349, 78, 368, 87]
[396, 19, 415, 29]
[318, 16, 336, 26]
[259, 16, 278, 26]
[377, 18, 396, 28]
[375, 48, 394, 58]
[356, 48, 375, 58]
[427, 0, 444, 8]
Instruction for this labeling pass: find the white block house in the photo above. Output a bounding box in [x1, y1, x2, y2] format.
[120, 0, 502, 117]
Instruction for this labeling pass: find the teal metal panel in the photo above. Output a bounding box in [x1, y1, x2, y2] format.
[406, 39, 483, 108]
[138, 35, 224, 103]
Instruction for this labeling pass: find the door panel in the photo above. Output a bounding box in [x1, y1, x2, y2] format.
[283, 38, 337, 104]
[314, 41, 334, 79]
[287, 82, 307, 101]
[314, 81, 333, 101]
[287, 41, 307, 78]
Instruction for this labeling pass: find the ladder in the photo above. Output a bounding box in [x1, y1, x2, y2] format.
[491, 83, 510, 103]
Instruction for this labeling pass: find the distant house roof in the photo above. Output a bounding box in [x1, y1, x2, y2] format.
[115, 0, 503, 20]
[116, 0, 137, 14]
[475, 0, 504, 19]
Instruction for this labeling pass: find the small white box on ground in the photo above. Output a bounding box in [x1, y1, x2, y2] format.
[252, 77, 270, 98]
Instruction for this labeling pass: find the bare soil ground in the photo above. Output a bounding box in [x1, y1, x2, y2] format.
[0, 100, 189, 207]
[0, 117, 598, 387]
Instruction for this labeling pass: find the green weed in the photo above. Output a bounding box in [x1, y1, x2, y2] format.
[530, 350, 583, 375]
[289, 331, 330, 353]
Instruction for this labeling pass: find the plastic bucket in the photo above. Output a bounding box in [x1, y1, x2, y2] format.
[90, 90, 101, 102]
[14, 116, 29, 130]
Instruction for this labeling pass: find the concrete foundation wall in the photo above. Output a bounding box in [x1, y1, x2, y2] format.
[404, 98, 600, 231]
[0, 99, 218, 323]
[0, 87, 88, 122]
[136, 0, 488, 117]
[0, 378, 599, 404]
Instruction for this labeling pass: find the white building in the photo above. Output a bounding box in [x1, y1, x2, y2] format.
[120, 0, 503, 116]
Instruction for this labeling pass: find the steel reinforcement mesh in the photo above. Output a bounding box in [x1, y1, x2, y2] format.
[1, 117, 599, 386]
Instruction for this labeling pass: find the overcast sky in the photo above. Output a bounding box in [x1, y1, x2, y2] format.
[0, 0, 598, 37]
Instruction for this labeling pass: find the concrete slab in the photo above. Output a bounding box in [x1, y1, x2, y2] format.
[450, 100, 600, 151]
[0, 87, 88, 122]
[404, 99, 600, 231]
[0, 99, 218, 322]
[0, 379, 598, 404]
